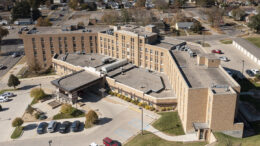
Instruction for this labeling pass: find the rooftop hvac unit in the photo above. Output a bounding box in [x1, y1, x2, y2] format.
[101, 59, 128, 73]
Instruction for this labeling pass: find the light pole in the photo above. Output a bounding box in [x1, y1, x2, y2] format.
[242, 60, 245, 77]
[39, 83, 42, 89]
[139, 107, 143, 135]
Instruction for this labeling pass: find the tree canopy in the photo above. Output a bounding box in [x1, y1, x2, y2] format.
[248, 14, 260, 33]
[7, 74, 20, 89]
[11, 1, 31, 21]
[135, 0, 146, 7]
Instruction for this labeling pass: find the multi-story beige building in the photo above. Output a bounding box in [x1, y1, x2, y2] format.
[21, 25, 244, 140]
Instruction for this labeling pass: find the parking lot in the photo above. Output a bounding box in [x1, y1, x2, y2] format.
[205, 41, 260, 78]
[16, 93, 156, 146]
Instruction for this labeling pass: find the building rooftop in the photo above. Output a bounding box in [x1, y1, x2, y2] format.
[233, 37, 260, 59]
[171, 45, 236, 88]
[111, 66, 175, 98]
[51, 70, 102, 92]
[57, 53, 116, 69]
[118, 25, 157, 37]
[153, 37, 186, 50]
[26, 25, 109, 35]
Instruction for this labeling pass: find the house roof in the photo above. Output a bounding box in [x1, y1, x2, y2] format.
[176, 22, 194, 28]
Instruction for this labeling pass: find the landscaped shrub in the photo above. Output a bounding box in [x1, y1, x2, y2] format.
[117, 93, 121, 97]
[60, 104, 74, 114]
[34, 112, 40, 119]
[138, 102, 143, 107]
[145, 105, 150, 110]
[161, 107, 166, 111]
[166, 107, 171, 111]
[30, 88, 46, 99]
[108, 90, 113, 95]
[85, 110, 98, 128]
[150, 107, 155, 111]
[71, 108, 84, 117]
[12, 117, 24, 127]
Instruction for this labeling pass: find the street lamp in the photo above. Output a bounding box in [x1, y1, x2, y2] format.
[139, 107, 143, 135]
[39, 83, 42, 89]
[242, 60, 245, 77]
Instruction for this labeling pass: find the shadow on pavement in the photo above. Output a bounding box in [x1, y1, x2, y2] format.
[19, 85, 38, 90]
[97, 117, 112, 125]
[0, 108, 9, 112]
[24, 124, 38, 131]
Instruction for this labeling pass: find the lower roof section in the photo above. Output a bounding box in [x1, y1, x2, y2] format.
[51, 70, 103, 92]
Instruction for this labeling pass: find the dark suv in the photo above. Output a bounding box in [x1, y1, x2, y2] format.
[59, 121, 70, 133]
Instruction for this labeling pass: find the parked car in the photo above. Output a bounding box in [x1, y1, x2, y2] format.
[219, 56, 229, 62]
[251, 69, 259, 75]
[11, 53, 18, 58]
[0, 96, 9, 103]
[39, 114, 47, 120]
[0, 64, 5, 70]
[89, 142, 99, 146]
[246, 70, 255, 77]
[37, 122, 48, 134]
[71, 120, 80, 132]
[212, 49, 222, 54]
[1, 92, 14, 97]
[47, 120, 57, 133]
[103, 137, 121, 146]
[59, 121, 70, 133]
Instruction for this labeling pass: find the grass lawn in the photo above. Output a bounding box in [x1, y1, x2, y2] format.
[246, 37, 260, 48]
[219, 39, 233, 44]
[152, 112, 185, 136]
[11, 126, 23, 139]
[125, 131, 206, 146]
[214, 132, 260, 146]
[53, 109, 85, 120]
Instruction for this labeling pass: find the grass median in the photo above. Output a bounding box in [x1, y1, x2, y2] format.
[11, 126, 23, 139]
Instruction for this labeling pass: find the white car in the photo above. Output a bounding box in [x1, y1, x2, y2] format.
[219, 56, 229, 62]
[0, 96, 9, 102]
[1, 92, 14, 97]
[251, 69, 259, 75]
[89, 142, 98, 146]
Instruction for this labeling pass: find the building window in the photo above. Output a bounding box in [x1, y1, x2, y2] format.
[89, 36, 92, 40]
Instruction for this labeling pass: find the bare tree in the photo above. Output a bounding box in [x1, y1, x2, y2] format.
[0, 26, 9, 55]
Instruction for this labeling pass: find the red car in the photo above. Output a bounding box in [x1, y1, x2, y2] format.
[211, 49, 222, 54]
[103, 137, 121, 146]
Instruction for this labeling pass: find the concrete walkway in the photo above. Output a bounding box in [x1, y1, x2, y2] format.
[146, 126, 198, 142]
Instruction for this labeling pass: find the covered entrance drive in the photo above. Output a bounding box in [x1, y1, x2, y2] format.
[51, 70, 104, 104]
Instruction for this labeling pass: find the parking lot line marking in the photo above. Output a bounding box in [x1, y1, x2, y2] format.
[128, 106, 141, 113]
[114, 129, 132, 139]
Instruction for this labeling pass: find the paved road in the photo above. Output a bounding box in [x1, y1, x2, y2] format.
[0, 56, 22, 78]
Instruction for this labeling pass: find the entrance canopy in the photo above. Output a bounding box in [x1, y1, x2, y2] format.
[51, 70, 103, 93]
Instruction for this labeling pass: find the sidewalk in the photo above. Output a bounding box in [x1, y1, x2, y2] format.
[146, 125, 198, 142]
